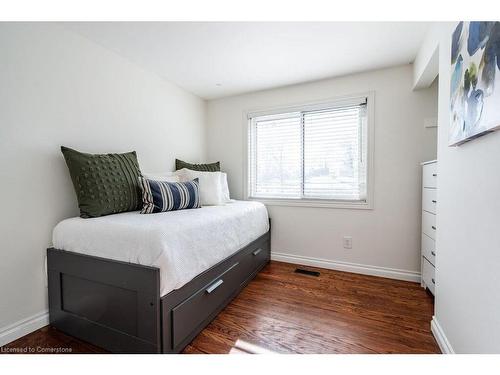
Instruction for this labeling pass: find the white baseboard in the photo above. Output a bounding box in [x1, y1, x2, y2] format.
[271, 252, 421, 282]
[0, 310, 49, 347]
[431, 316, 455, 354]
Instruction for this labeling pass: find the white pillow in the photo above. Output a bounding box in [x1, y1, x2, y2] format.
[142, 172, 180, 183]
[176, 168, 224, 206]
[220, 172, 230, 202]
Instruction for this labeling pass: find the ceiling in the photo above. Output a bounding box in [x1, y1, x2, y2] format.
[63, 22, 430, 100]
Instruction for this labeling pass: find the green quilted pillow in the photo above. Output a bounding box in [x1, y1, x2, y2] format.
[175, 158, 220, 172]
[61, 146, 143, 218]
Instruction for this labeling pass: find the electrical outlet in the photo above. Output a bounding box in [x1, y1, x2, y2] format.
[343, 236, 352, 249]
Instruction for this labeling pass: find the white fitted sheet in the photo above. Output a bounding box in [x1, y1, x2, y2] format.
[52, 200, 269, 296]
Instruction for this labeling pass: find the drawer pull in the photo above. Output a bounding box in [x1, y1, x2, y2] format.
[205, 279, 224, 294]
[431, 226, 436, 230]
[432, 200, 437, 203]
[432, 173, 437, 177]
[431, 251, 436, 256]
[252, 248, 263, 256]
[431, 278, 435, 285]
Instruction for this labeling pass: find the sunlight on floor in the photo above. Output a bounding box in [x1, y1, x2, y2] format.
[229, 339, 276, 354]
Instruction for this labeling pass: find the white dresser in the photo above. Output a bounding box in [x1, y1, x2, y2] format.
[421, 160, 437, 295]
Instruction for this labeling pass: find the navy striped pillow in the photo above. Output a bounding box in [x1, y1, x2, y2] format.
[140, 177, 201, 214]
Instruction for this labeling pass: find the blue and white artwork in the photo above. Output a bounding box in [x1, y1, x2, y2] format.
[450, 21, 500, 146]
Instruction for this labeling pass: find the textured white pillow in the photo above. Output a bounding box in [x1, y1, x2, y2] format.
[142, 172, 180, 182]
[220, 172, 230, 202]
[176, 168, 224, 206]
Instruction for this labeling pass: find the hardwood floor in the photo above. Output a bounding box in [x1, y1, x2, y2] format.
[1, 261, 440, 354]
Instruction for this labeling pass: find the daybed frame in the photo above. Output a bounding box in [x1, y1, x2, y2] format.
[47, 222, 271, 353]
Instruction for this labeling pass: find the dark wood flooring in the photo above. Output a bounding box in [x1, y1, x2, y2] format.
[1, 261, 440, 354]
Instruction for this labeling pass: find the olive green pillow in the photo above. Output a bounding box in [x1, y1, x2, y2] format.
[61, 146, 142, 218]
[175, 158, 220, 172]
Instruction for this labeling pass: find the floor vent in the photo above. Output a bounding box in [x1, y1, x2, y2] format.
[294, 268, 320, 277]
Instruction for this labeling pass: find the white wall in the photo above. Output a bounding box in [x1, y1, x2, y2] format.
[0, 23, 206, 339]
[421, 23, 500, 353]
[413, 24, 440, 89]
[207, 65, 438, 279]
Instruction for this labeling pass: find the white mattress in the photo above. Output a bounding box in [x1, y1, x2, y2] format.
[52, 200, 269, 296]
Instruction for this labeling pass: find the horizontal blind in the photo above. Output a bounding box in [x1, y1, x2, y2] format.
[249, 99, 367, 201]
[249, 114, 302, 198]
[303, 104, 366, 200]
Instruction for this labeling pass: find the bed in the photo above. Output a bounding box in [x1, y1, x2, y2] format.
[47, 200, 271, 353]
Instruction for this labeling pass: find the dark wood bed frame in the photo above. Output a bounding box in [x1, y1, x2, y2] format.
[47, 223, 271, 353]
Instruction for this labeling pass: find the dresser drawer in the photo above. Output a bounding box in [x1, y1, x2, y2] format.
[422, 188, 437, 214]
[171, 261, 243, 348]
[422, 257, 435, 295]
[421, 233, 436, 266]
[422, 210, 437, 240]
[422, 162, 437, 189]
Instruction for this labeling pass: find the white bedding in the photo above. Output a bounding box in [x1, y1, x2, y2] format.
[52, 200, 269, 296]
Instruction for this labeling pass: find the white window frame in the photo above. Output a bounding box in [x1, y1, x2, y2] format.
[242, 92, 375, 209]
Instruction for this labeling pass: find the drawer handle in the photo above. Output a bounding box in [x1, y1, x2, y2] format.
[205, 279, 224, 294]
[432, 200, 437, 203]
[432, 173, 437, 177]
[431, 226, 436, 230]
[431, 278, 435, 285]
[431, 251, 436, 256]
[252, 248, 263, 256]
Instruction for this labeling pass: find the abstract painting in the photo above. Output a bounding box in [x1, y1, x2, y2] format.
[450, 21, 500, 146]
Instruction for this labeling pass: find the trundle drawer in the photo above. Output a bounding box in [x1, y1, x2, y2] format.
[422, 257, 435, 295]
[239, 244, 270, 283]
[171, 261, 243, 348]
[169, 232, 270, 351]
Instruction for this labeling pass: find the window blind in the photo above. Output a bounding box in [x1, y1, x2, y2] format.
[249, 113, 302, 198]
[248, 99, 368, 202]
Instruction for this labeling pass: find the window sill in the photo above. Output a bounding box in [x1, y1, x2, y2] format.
[247, 197, 373, 210]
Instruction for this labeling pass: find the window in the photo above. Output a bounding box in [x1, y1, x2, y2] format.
[247, 96, 372, 208]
